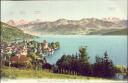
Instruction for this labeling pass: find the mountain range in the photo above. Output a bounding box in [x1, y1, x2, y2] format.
[6, 18, 128, 35]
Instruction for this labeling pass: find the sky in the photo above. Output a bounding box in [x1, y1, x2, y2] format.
[1, 0, 127, 22]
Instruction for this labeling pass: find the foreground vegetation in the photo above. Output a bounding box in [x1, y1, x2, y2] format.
[1, 67, 105, 80]
[55, 47, 117, 78]
[1, 46, 128, 80]
[53, 47, 128, 80]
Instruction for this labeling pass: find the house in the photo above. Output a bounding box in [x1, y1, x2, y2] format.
[42, 40, 49, 49]
[10, 55, 29, 63]
[10, 55, 31, 68]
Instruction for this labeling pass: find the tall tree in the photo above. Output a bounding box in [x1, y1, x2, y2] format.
[79, 46, 89, 63]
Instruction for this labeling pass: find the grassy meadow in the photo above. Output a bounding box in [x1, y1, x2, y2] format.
[1, 67, 105, 80]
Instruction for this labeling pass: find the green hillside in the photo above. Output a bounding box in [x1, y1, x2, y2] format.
[102, 29, 128, 35]
[0, 22, 33, 42]
[88, 29, 128, 35]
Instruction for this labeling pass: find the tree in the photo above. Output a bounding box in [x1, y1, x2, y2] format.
[53, 65, 59, 73]
[79, 46, 89, 63]
[55, 42, 60, 48]
[103, 51, 116, 77]
[28, 52, 39, 70]
[56, 47, 92, 76]
[51, 42, 56, 49]
[56, 55, 67, 73]
[93, 56, 104, 77]
[93, 51, 116, 78]
[42, 63, 52, 71]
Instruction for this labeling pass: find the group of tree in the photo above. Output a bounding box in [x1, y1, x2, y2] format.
[49, 42, 60, 49]
[93, 51, 115, 78]
[53, 46, 117, 78]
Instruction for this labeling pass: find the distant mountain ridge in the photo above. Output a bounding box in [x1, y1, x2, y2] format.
[7, 19, 30, 26]
[6, 18, 128, 35]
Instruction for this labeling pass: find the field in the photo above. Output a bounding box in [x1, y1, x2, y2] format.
[1, 67, 105, 80]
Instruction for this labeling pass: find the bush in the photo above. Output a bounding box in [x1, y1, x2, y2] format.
[42, 63, 52, 70]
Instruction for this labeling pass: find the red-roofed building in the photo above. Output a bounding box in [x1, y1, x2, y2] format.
[10, 55, 31, 67]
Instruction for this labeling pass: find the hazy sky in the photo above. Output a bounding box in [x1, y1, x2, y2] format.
[1, 0, 127, 21]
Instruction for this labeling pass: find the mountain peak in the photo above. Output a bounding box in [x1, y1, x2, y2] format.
[7, 20, 16, 26]
[102, 17, 121, 22]
[55, 18, 69, 25]
[6, 19, 30, 26]
[56, 18, 68, 22]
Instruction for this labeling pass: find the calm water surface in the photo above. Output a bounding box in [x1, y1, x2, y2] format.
[35, 35, 127, 66]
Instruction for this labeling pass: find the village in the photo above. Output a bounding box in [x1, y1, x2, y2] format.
[0, 40, 60, 69]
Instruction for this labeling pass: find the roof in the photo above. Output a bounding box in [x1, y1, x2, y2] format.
[10, 55, 30, 63]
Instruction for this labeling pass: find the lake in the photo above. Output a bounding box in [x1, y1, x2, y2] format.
[35, 35, 127, 66]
